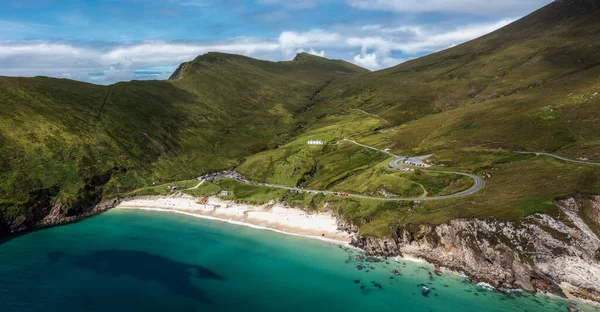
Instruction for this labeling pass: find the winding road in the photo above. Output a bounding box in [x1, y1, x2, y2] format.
[516, 151, 600, 166]
[199, 140, 485, 201]
[197, 141, 599, 202]
[343, 140, 485, 200]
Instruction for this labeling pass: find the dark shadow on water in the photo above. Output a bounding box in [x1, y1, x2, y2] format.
[71, 250, 225, 303]
[46, 251, 66, 264]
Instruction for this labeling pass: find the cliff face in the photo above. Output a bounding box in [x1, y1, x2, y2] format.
[0, 198, 122, 240]
[351, 195, 600, 302]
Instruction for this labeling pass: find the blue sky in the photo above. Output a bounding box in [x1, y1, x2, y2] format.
[0, 0, 553, 84]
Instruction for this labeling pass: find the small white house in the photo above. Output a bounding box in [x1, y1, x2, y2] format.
[307, 140, 324, 145]
[220, 190, 230, 196]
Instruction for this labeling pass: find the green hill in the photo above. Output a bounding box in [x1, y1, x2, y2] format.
[2, 0, 600, 239]
[314, 0, 600, 158]
[0, 53, 367, 235]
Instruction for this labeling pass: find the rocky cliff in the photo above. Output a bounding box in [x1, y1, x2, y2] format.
[350, 194, 600, 303]
[0, 197, 123, 240]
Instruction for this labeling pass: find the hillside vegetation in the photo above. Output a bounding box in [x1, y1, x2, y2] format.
[0, 53, 367, 235]
[314, 0, 600, 159]
[2, 0, 600, 238]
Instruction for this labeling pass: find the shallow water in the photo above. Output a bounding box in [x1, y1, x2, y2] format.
[0, 209, 597, 312]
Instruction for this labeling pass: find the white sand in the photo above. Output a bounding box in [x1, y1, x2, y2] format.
[116, 196, 354, 246]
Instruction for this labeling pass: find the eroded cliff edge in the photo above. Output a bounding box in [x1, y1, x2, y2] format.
[2, 192, 599, 305]
[348, 194, 600, 303]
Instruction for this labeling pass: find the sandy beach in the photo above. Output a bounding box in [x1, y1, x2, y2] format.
[116, 195, 354, 245]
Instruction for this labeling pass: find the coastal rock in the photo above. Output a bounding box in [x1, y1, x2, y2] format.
[422, 286, 430, 296]
[567, 304, 582, 312]
[351, 194, 600, 303]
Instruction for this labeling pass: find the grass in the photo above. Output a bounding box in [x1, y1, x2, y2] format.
[237, 113, 473, 198]
[182, 183, 222, 197]
[213, 179, 289, 205]
[127, 180, 199, 196]
[513, 195, 559, 218]
[0, 53, 367, 226]
[3, 1, 600, 238]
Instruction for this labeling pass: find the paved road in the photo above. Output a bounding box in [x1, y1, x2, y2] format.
[198, 140, 485, 201]
[386, 156, 484, 200]
[516, 151, 600, 166]
[197, 145, 599, 201]
[350, 139, 484, 200]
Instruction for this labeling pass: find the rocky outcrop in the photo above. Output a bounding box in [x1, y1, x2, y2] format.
[351, 194, 600, 303]
[35, 198, 122, 229]
[35, 195, 182, 231]
[1, 195, 153, 240]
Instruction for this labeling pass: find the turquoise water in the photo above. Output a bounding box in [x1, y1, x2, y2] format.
[0, 210, 598, 312]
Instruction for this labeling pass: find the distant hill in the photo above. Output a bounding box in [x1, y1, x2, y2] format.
[1, 0, 600, 240]
[0, 53, 366, 235]
[314, 0, 600, 158]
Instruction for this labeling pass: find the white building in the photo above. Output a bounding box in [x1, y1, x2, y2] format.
[307, 140, 324, 145]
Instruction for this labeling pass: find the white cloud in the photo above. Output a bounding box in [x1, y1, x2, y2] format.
[347, 0, 552, 15]
[353, 52, 379, 69]
[343, 19, 513, 68]
[0, 18, 516, 83]
[307, 48, 325, 57]
[0, 39, 282, 84]
[99, 39, 280, 67]
[278, 30, 341, 55]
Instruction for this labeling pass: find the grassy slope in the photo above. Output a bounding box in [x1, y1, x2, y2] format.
[2, 1, 600, 238]
[236, 111, 472, 198]
[314, 0, 600, 159]
[235, 1, 600, 236]
[0, 53, 367, 232]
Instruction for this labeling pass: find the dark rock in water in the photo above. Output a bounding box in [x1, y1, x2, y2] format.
[374, 283, 382, 289]
[130, 237, 137, 241]
[389, 277, 394, 280]
[354, 280, 360, 284]
[567, 305, 583, 312]
[422, 286, 431, 296]
[360, 285, 365, 290]
[429, 275, 434, 281]
[434, 267, 443, 276]
[392, 269, 400, 276]
[356, 265, 364, 270]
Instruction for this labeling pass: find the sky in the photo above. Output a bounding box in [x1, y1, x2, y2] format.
[0, 0, 553, 84]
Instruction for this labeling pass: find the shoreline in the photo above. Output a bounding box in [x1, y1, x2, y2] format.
[114, 195, 598, 308]
[115, 195, 354, 247]
[118, 206, 355, 247]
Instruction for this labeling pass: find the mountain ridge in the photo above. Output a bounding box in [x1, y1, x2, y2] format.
[169, 51, 368, 81]
[0, 3, 599, 297]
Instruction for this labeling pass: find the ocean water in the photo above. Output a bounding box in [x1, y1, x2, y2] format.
[0, 210, 597, 312]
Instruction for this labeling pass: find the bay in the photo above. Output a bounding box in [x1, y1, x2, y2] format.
[0, 209, 597, 312]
